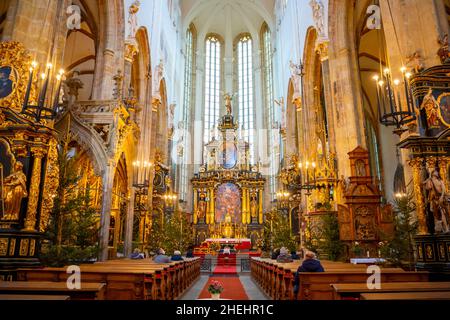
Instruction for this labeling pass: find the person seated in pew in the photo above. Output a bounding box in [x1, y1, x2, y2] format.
[276, 247, 294, 263]
[293, 251, 325, 296]
[271, 248, 280, 260]
[186, 246, 194, 258]
[153, 248, 171, 263]
[171, 250, 184, 261]
[291, 251, 300, 260]
[130, 248, 145, 259]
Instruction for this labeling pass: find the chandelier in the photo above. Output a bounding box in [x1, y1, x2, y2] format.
[21, 61, 65, 122]
[371, 1, 416, 135]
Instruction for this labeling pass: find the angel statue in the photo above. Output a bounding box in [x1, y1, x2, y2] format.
[437, 34, 450, 64]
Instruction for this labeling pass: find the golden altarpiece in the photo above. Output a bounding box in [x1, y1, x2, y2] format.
[398, 55, 450, 272]
[0, 42, 59, 271]
[192, 97, 265, 246]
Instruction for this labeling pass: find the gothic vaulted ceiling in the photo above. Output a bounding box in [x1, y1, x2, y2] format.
[181, 0, 275, 39]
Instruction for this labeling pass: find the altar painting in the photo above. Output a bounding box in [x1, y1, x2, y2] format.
[215, 183, 241, 223]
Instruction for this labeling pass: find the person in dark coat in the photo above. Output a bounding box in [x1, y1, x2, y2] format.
[293, 251, 325, 296]
[171, 250, 184, 261]
[186, 246, 194, 258]
[271, 248, 280, 260]
[291, 251, 300, 260]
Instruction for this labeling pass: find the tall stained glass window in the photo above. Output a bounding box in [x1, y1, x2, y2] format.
[237, 34, 254, 160]
[204, 35, 222, 144]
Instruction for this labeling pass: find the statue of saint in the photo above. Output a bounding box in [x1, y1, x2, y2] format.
[127, 1, 140, 39]
[208, 149, 217, 170]
[250, 194, 258, 219]
[437, 34, 450, 64]
[224, 94, 232, 115]
[197, 193, 207, 222]
[2, 161, 27, 220]
[422, 89, 440, 129]
[423, 169, 450, 233]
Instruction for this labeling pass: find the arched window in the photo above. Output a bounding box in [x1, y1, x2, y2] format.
[204, 34, 222, 144]
[237, 34, 254, 160]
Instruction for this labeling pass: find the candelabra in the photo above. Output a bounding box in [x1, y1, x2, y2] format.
[132, 160, 152, 248]
[373, 67, 416, 135]
[21, 61, 65, 122]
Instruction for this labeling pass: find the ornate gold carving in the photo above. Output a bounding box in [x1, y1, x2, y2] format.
[0, 42, 36, 112]
[124, 41, 139, 63]
[3, 161, 27, 221]
[24, 148, 45, 231]
[9, 238, 15, 256]
[40, 139, 59, 232]
[0, 238, 7, 256]
[409, 158, 427, 235]
[315, 41, 329, 61]
[19, 238, 29, 256]
[29, 239, 36, 256]
[425, 244, 434, 260]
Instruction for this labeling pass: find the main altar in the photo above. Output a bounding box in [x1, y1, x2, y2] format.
[192, 95, 265, 247]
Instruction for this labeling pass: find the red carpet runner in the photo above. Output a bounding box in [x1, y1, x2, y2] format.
[213, 253, 237, 274]
[198, 276, 249, 300]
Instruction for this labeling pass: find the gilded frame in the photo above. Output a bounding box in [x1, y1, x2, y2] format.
[437, 92, 450, 128]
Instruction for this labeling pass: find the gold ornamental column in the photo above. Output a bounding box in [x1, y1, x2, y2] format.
[24, 147, 45, 231]
[210, 187, 215, 224]
[206, 189, 210, 224]
[439, 157, 450, 191]
[409, 158, 427, 235]
[247, 189, 251, 225]
[193, 189, 198, 224]
[242, 187, 247, 224]
[258, 189, 263, 224]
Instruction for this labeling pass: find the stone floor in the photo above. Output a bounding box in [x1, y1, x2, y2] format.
[179, 272, 268, 300]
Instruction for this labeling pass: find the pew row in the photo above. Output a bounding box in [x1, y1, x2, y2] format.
[0, 281, 105, 300]
[331, 282, 450, 300]
[250, 257, 429, 300]
[16, 257, 201, 300]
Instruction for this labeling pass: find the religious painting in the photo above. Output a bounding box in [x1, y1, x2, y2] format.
[437, 92, 450, 128]
[215, 183, 241, 223]
[0, 66, 18, 100]
[222, 141, 237, 169]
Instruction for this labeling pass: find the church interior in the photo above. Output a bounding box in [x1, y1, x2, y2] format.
[1, 0, 450, 302]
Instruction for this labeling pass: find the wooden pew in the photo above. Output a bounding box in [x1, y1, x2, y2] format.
[0, 294, 70, 300]
[332, 282, 450, 300]
[250, 257, 429, 300]
[16, 257, 201, 300]
[361, 292, 450, 300]
[0, 281, 105, 300]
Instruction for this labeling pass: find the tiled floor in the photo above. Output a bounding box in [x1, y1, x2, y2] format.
[179, 272, 268, 300]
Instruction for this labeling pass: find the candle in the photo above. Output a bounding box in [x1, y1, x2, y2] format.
[22, 62, 36, 111]
[366, 250, 370, 258]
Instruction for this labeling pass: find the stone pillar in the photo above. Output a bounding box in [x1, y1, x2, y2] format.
[123, 187, 135, 257]
[24, 147, 45, 231]
[99, 163, 116, 261]
[123, 41, 139, 93]
[409, 158, 427, 235]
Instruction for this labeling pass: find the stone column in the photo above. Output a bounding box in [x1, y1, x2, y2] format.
[123, 41, 139, 94]
[123, 187, 135, 257]
[99, 163, 116, 261]
[24, 147, 45, 231]
[409, 158, 427, 235]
